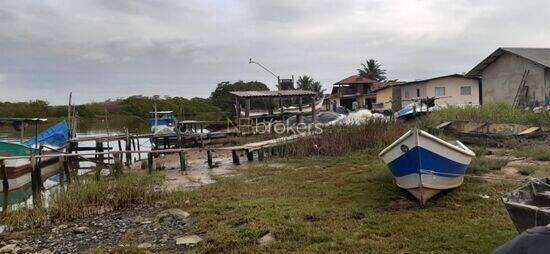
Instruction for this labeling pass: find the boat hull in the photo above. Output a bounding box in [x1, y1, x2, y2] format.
[379, 129, 475, 204]
[502, 178, 550, 233]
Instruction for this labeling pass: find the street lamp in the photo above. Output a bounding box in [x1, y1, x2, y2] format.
[249, 58, 280, 89]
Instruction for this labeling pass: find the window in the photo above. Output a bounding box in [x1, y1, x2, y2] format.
[460, 86, 471, 95]
[416, 88, 420, 97]
[435, 87, 445, 97]
[404, 89, 410, 98]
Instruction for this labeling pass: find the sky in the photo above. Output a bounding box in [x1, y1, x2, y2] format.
[1, 0, 549, 105]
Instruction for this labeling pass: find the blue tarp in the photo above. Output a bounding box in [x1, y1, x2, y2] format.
[23, 120, 69, 148]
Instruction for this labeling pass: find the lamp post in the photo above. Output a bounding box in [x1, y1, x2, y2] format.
[249, 58, 281, 90]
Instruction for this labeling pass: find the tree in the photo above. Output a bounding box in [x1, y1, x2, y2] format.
[209, 81, 270, 113]
[296, 75, 326, 97]
[357, 59, 386, 81]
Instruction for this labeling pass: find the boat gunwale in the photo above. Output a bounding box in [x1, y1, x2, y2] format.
[378, 129, 476, 158]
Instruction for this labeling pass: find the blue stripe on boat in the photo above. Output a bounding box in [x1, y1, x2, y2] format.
[387, 146, 468, 177]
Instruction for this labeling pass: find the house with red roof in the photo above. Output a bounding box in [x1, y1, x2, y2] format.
[329, 75, 378, 110]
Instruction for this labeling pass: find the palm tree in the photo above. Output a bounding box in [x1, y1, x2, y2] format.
[296, 75, 326, 96]
[357, 59, 387, 81]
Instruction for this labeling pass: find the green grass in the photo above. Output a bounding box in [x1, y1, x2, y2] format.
[1, 172, 164, 229]
[162, 152, 519, 253]
[508, 146, 550, 161]
[419, 103, 550, 129]
[468, 157, 509, 175]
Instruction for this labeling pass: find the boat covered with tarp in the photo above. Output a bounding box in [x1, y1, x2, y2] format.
[0, 120, 68, 205]
[502, 178, 550, 233]
[379, 128, 475, 205]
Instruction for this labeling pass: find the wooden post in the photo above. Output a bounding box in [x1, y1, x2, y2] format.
[137, 138, 142, 161]
[207, 150, 213, 169]
[147, 152, 154, 174]
[246, 150, 254, 162]
[30, 155, 41, 207]
[231, 150, 240, 165]
[235, 96, 241, 123]
[63, 156, 71, 184]
[179, 151, 186, 171]
[311, 96, 316, 125]
[245, 99, 251, 118]
[1, 160, 9, 213]
[163, 137, 169, 149]
[131, 138, 137, 162]
[298, 96, 303, 124]
[125, 131, 131, 167]
[258, 149, 264, 161]
[97, 141, 104, 164]
[279, 98, 284, 115]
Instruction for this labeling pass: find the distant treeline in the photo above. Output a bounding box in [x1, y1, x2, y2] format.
[0, 80, 275, 121]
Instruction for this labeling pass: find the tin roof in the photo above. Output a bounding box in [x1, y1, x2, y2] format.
[230, 90, 316, 98]
[466, 48, 550, 77]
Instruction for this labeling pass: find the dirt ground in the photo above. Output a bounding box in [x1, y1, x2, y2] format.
[128, 149, 254, 191]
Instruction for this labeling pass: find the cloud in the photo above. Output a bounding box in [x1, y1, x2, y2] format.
[0, 0, 549, 104]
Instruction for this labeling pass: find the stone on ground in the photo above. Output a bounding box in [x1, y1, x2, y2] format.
[0, 244, 16, 253]
[157, 208, 190, 222]
[175, 235, 202, 246]
[137, 242, 153, 249]
[258, 232, 275, 246]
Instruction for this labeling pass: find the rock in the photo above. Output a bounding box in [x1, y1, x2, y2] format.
[157, 208, 190, 222]
[175, 235, 202, 246]
[36, 249, 53, 254]
[73, 226, 89, 234]
[20, 246, 33, 253]
[0, 244, 16, 253]
[137, 243, 153, 249]
[257, 232, 275, 246]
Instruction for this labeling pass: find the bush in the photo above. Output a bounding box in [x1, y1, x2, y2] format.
[285, 120, 407, 157]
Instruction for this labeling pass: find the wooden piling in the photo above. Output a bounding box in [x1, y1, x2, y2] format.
[178, 151, 186, 171]
[1, 160, 9, 213]
[125, 138, 131, 167]
[147, 152, 154, 174]
[63, 156, 71, 184]
[207, 150, 213, 168]
[131, 138, 137, 162]
[246, 150, 254, 162]
[258, 149, 264, 161]
[231, 150, 240, 165]
[30, 155, 41, 207]
[136, 138, 141, 161]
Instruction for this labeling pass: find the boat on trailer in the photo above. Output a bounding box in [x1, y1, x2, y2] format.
[0, 120, 68, 205]
[502, 178, 550, 233]
[379, 129, 476, 205]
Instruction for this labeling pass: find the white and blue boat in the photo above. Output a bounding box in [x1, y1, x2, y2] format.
[379, 129, 475, 204]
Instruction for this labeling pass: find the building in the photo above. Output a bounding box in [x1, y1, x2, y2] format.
[371, 81, 405, 114]
[399, 74, 480, 107]
[466, 48, 550, 106]
[330, 75, 378, 110]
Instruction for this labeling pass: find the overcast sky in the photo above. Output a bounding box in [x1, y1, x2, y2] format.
[0, 0, 549, 105]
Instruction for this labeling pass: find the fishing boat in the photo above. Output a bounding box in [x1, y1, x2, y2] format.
[240, 96, 325, 117]
[379, 129, 476, 204]
[502, 178, 550, 233]
[0, 120, 68, 205]
[149, 111, 177, 134]
[432, 121, 546, 146]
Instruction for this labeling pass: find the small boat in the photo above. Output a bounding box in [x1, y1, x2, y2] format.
[0, 120, 68, 205]
[149, 111, 177, 134]
[379, 129, 476, 204]
[502, 178, 550, 233]
[240, 96, 325, 117]
[432, 121, 546, 147]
